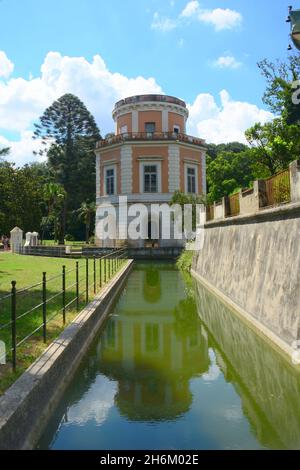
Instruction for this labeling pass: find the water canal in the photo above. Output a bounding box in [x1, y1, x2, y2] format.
[37, 262, 300, 450]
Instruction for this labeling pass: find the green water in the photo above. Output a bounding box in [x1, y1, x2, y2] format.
[37, 262, 300, 450]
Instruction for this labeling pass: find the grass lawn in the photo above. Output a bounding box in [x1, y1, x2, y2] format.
[0, 253, 119, 395]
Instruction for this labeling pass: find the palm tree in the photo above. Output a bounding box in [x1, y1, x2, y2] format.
[43, 183, 66, 243]
[76, 202, 96, 243]
[43, 182, 66, 215]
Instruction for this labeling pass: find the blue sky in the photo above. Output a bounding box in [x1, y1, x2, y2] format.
[0, 0, 295, 164]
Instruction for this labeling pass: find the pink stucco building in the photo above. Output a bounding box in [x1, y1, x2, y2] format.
[95, 94, 207, 247]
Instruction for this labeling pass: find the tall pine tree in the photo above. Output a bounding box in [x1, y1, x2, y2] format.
[33, 94, 101, 242]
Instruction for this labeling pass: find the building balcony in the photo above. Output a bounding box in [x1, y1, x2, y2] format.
[96, 132, 206, 149]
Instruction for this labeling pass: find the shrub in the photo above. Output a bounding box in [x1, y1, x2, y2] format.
[176, 250, 194, 272]
[65, 234, 75, 242]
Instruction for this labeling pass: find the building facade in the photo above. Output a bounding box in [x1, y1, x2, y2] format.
[95, 94, 207, 247]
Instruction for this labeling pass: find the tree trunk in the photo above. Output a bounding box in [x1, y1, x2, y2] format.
[59, 199, 67, 244]
[86, 221, 90, 244]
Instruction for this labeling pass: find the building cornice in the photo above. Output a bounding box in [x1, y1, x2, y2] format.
[95, 140, 207, 155]
[112, 101, 189, 121]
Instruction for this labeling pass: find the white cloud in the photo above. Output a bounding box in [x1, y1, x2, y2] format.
[0, 51, 14, 78]
[180, 0, 199, 18]
[187, 90, 273, 144]
[0, 51, 162, 165]
[153, 2, 242, 32]
[198, 8, 242, 31]
[151, 12, 177, 32]
[213, 55, 242, 69]
[67, 376, 117, 426]
[0, 51, 273, 165]
[0, 131, 46, 165]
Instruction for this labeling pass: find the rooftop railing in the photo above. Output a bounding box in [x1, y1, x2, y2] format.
[114, 94, 187, 109]
[96, 132, 205, 149]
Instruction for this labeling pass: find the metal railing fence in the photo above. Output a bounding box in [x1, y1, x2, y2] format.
[0, 248, 128, 371]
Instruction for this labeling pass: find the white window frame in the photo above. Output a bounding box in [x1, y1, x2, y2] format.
[173, 125, 180, 134]
[139, 161, 162, 194]
[104, 164, 116, 196]
[120, 125, 128, 134]
[185, 163, 198, 194]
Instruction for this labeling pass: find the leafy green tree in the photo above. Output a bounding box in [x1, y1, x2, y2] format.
[0, 162, 44, 235]
[206, 142, 248, 160]
[245, 119, 300, 175]
[206, 149, 264, 202]
[42, 182, 66, 243]
[24, 161, 52, 183]
[258, 56, 300, 124]
[75, 202, 96, 243]
[33, 94, 101, 240]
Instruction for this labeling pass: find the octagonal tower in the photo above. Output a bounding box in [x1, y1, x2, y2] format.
[95, 94, 207, 247]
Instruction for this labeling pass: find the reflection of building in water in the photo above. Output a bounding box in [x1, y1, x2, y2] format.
[97, 266, 210, 421]
[195, 280, 300, 450]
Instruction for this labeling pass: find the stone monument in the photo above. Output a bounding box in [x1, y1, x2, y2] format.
[10, 227, 23, 253]
[24, 231, 39, 247]
[31, 232, 39, 246]
[24, 232, 32, 247]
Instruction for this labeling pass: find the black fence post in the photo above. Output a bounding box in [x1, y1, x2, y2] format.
[76, 261, 79, 311]
[11, 281, 17, 372]
[86, 258, 89, 303]
[99, 257, 102, 289]
[62, 265, 66, 325]
[42, 272, 47, 343]
[93, 256, 96, 294]
[104, 258, 107, 284]
[108, 256, 111, 280]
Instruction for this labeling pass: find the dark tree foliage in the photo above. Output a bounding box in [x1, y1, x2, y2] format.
[0, 162, 44, 235]
[206, 142, 248, 160]
[0, 147, 10, 160]
[206, 149, 263, 202]
[33, 94, 101, 241]
[258, 56, 300, 124]
[33, 94, 100, 152]
[24, 161, 52, 184]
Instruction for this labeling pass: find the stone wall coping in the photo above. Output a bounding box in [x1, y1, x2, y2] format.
[204, 201, 300, 229]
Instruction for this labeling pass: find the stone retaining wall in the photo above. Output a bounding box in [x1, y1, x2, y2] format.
[192, 203, 300, 360]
